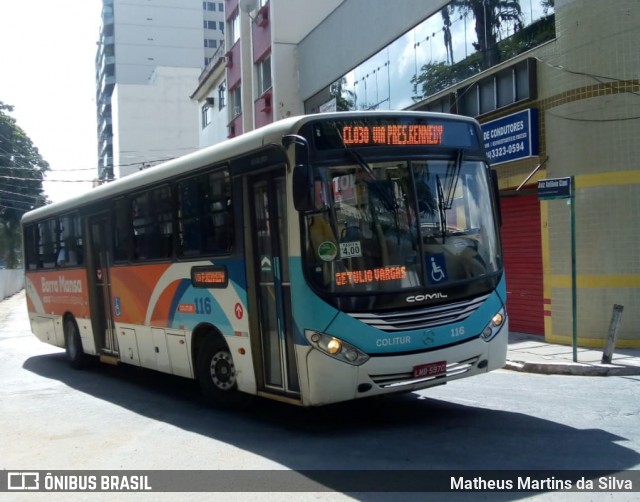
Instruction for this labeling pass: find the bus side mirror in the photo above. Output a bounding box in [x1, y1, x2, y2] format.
[293, 164, 315, 212]
[283, 134, 315, 212]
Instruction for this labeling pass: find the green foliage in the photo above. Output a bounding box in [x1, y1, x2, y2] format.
[412, 8, 555, 102]
[450, 0, 524, 69]
[330, 78, 355, 111]
[0, 101, 50, 268]
[499, 14, 556, 59]
[412, 53, 483, 101]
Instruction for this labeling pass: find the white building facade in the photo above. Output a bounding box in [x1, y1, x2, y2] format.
[95, 0, 225, 179]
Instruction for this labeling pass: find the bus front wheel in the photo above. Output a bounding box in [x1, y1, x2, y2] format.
[196, 336, 251, 408]
[64, 318, 85, 369]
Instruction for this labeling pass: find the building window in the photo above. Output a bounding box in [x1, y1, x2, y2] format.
[257, 54, 272, 96]
[205, 2, 216, 11]
[205, 20, 216, 30]
[230, 85, 241, 117]
[219, 21, 224, 32]
[218, 81, 226, 110]
[305, 2, 554, 113]
[204, 39, 217, 48]
[218, 3, 223, 12]
[229, 11, 240, 45]
[202, 104, 212, 128]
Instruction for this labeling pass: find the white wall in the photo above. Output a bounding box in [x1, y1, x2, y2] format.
[113, 0, 204, 84]
[0, 270, 24, 300]
[271, 0, 343, 45]
[198, 77, 229, 148]
[271, 0, 344, 119]
[112, 67, 201, 178]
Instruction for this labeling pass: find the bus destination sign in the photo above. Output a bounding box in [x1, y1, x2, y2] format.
[342, 124, 444, 146]
[309, 118, 481, 151]
[191, 265, 229, 288]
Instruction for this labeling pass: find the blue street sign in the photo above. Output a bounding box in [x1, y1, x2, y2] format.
[538, 177, 573, 200]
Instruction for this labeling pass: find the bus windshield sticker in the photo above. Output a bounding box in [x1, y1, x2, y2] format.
[191, 265, 228, 288]
[427, 254, 448, 284]
[339, 241, 362, 259]
[317, 241, 338, 262]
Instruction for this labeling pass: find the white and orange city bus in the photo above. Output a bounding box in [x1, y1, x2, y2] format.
[21, 111, 507, 407]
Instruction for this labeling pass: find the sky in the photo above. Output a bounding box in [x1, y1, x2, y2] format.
[0, 0, 103, 203]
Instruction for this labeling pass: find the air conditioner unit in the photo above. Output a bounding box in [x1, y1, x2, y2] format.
[205, 97, 215, 106]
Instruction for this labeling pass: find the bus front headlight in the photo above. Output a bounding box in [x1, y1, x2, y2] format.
[306, 330, 369, 366]
[480, 308, 506, 342]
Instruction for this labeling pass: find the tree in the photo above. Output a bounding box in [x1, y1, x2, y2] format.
[0, 101, 49, 268]
[329, 78, 356, 111]
[442, 7, 455, 65]
[413, 0, 542, 101]
[412, 53, 483, 102]
[450, 0, 524, 70]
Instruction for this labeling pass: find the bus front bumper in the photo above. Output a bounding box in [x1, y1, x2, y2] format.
[299, 321, 508, 406]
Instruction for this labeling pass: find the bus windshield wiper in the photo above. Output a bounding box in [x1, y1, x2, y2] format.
[442, 149, 463, 210]
[435, 150, 463, 242]
[436, 174, 447, 242]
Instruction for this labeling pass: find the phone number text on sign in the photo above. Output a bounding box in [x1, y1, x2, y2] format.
[487, 141, 525, 161]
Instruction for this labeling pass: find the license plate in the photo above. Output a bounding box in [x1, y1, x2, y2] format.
[413, 361, 447, 378]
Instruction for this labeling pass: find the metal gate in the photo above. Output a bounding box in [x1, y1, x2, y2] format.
[501, 192, 544, 335]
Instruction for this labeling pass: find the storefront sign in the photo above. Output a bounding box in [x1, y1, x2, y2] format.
[481, 109, 539, 165]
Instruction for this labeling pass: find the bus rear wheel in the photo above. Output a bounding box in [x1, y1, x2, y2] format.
[64, 318, 85, 369]
[197, 336, 252, 408]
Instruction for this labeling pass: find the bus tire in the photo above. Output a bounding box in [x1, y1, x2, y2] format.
[197, 336, 252, 408]
[64, 317, 85, 369]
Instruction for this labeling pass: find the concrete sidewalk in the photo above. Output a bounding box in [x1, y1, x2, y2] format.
[506, 331, 640, 376]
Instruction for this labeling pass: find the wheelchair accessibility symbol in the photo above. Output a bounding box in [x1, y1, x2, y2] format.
[428, 254, 447, 284]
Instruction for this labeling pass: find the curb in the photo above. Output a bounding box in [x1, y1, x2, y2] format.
[504, 360, 640, 377]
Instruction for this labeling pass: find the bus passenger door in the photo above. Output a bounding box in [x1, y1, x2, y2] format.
[248, 169, 300, 398]
[87, 213, 119, 359]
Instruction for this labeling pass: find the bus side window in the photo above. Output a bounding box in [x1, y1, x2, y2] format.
[113, 198, 131, 262]
[177, 168, 232, 258]
[24, 225, 40, 270]
[38, 220, 58, 269]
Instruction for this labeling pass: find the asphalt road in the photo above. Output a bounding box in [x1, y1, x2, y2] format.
[2, 290, 639, 501]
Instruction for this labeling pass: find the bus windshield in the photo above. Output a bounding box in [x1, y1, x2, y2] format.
[303, 156, 501, 294]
